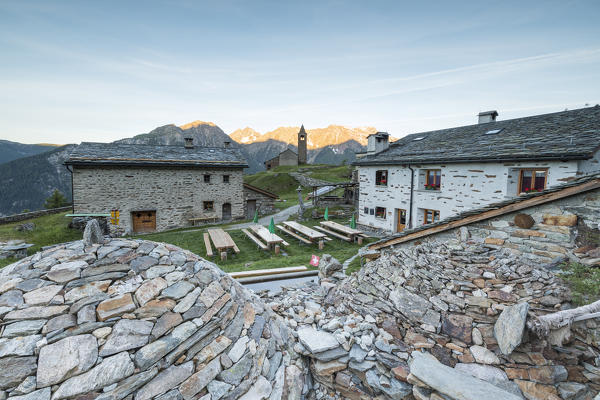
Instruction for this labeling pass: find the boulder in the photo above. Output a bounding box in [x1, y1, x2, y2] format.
[494, 302, 529, 355]
[318, 254, 343, 279]
[83, 219, 103, 245]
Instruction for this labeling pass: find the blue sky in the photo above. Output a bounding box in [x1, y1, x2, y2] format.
[1, 0, 599, 144]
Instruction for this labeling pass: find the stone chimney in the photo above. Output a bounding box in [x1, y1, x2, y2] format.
[184, 137, 194, 149]
[478, 110, 498, 124]
[367, 132, 390, 154]
[223, 140, 231, 148]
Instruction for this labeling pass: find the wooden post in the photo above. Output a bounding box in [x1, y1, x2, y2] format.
[220, 252, 227, 261]
[357, 236, 363, 245]
[318, 240, 324, 250]
[274, 245, 280, 255]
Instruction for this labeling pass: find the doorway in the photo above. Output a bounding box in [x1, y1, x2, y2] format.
[396, 208, 406, 232]
[132, 210, 156, 233]
[222, 203, 232, 220]
[247, 200, 256, 219]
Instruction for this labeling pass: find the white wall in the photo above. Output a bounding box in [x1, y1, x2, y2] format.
[357, 160, 580, 233]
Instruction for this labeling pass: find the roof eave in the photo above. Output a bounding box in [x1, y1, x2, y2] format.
[65, 160, 249, 168]
[354, 153, 592, 166]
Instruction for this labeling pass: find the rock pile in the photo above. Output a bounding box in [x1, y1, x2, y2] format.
[264, 241, 600, 399]
[0, 238, 299, 400]
[0, 240, 33, 260]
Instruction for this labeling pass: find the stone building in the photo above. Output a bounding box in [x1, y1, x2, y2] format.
[242, 183, 278, 218]
[65, 140, 248, 234]
[354, 106, 600, 233]
[264, 125, 308, 170]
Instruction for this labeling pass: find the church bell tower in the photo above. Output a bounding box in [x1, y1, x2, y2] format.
[298, 124, 307, 164]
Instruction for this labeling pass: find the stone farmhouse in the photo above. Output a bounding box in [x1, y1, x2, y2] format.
[354, 106, 600, 233]
[65, 139, 269, 234]
[264, 125, 308, 170]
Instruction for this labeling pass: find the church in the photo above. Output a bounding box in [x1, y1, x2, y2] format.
[264, 125, 308, 170]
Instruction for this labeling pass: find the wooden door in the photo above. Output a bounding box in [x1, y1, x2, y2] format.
[396, 208, 406, 232]
[222, 203, 232, 220]
[132, 211, 156, 232]
[247, 200, 256, 219]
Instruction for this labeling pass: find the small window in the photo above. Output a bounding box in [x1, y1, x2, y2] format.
[425, 169, 441, 190]
[375, 207, 386, 219]
[423, 209, 440, 224]
[485, 128, 503, 135]
[203, 201, 214, 211]
[375, 170, 388, 186]
[413, 136, 425, 141]
[363, 207, 369, 214]
[369, 208, 374, 215]
[223, 175, 230, 183]
[204, 174, 211, 183]
[299, 135, 306, 141]
[518, 169, 547, 194]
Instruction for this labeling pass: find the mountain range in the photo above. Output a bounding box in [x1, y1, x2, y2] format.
[0, 122, 376, 215]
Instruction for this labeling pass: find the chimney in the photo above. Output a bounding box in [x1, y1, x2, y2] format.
[223, 140, 231, 148]
[478, 110, 498, 124]
[184, 137, 194, 149]
[367, 132, 390, 154]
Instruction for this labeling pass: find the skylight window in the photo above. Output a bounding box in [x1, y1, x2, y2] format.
[413, 137, 425, 141]
[485, 128, 504, 135]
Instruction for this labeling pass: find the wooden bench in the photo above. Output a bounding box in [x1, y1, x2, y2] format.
[203, 233, 214, 257]
[189, 216, 218, 226]
[276, 225, 312, 245]
[312, 225, 352, 242]
[241, 228, 268, 250]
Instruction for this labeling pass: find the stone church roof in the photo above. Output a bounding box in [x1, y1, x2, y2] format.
[355, 105, 600, 166]
[66, 142, 248, 168]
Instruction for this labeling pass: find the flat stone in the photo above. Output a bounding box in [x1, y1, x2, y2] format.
[313, 346, 348, 362]
[172, 288, 202, 314]
[494, 302, 529, 355]
[5, 305, 69, 320]
[243, 303, 256, 329]
[0, 356, 37, 389]
[200, 293, 231, 323]
[50, 260, 88, 272]
[135, 277, 168, 306]
[389, 287, 430, 321]
[218, 353, 252, 386]
[410, 352, 521, 400]
[179, 358, 222, 400]
[0, 334, 41, 357]
[45, 268, 81, 284]
[469, 345, 500, 365]
[36, 334, 98, 387]
[199, 282, 225, 307]
[96, 293, 136, 321]
[135, 298, 176, 318]
[95, 368, 158, 400]
[10, 388, 50, 400]
[349, 360, 375, 372]
[13, 375, 37, 395]
[297, 326, 339, 353]
[97, 246, 119, 260]
[194, 335, 232, 364]
[0, 290, 24, 307]
[130, 256, 159, 272]
[81, 264, 130, 278]
[69, 293, 109, 314]
[207, 380, 232, 400]
[228, 336, 249, 363]
[365, 369, 411, 400]
[249, 315, 266, 342]
[15, 279, 50, 292]
[349, 344, 368, 362]
[23, 285, 63, 305]
[52, 351, 135, 400]
[454, 363, 509, 387]
[161, 281, 195, 300]
[134, 321, 197, 370]
[152, 312, 183, 339]
[2, 320, 46, 338]
[143, 265, 176, 279]
[557, 382, 588, 399]
[313, 359, 347, 377]
[514, 379, 561, 400]
[64, 280, 111, 303]
[239, 376, 272, 400]
[135, 361, 194, 400]
[77, 304, 96, 324]
[100, 319, 154, 356]
[155, 389, 183, 400]
[44, 314, 77, 333]
[442, 314, 473, 344]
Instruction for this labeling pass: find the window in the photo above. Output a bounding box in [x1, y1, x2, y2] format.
[203, 201, 214, 211]
[369, 208, 374, 215]
[375, 207, 386, 219]
[375, 170, 388, 186]
[364, 207, 369, 214]
[203, 174, 211, 183]
[223, 175, 230, 183]
[518, 169, 547, 194]
[425, 169, 441, 190]
[423, 209, 440, 224]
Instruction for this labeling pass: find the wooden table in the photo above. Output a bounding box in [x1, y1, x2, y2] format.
[282, 221, 327, 242]
[207, 228, 240, 253]
[320, 220, 364, 243]
[249, 224, 284, 250]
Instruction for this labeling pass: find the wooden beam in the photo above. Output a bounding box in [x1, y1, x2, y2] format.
[370, 179, 600, 250]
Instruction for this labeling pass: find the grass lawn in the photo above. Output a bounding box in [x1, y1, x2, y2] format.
[0, 212, 82, 268]
[559, 262, 600, 306]
[134, 213, 372, 273]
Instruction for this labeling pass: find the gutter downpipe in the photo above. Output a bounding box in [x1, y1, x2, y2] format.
[65, 164, 74, 214]
[407, 165, 414, 229]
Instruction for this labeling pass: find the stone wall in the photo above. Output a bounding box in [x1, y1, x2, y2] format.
[242, 188, 276, 218]
[72, 166, 245, 234]
[0, 206, 72, 225]
[358, 160, 582, 233]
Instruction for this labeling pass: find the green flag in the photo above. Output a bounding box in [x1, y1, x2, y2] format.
[350, 214, 356, 229]
[324, 207, 329, 221]
[268, 217, 275, 233]
[253, 209, 259, 223]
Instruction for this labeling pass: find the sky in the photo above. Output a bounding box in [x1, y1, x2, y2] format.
[1, 0, 599, 144]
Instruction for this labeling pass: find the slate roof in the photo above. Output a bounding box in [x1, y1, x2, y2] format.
[65, 142, 248, 168]
[355, 106, 600, 166]
[369, 172, 600, 250]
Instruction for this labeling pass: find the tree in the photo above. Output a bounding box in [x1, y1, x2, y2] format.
[44, 189, 69, 209]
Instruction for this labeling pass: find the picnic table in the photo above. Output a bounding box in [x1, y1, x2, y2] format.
[318, 220, 364, 244]
[207, 228, 240, 255]
[249, 224, 287, 250]
[279, 221, 329, 249]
